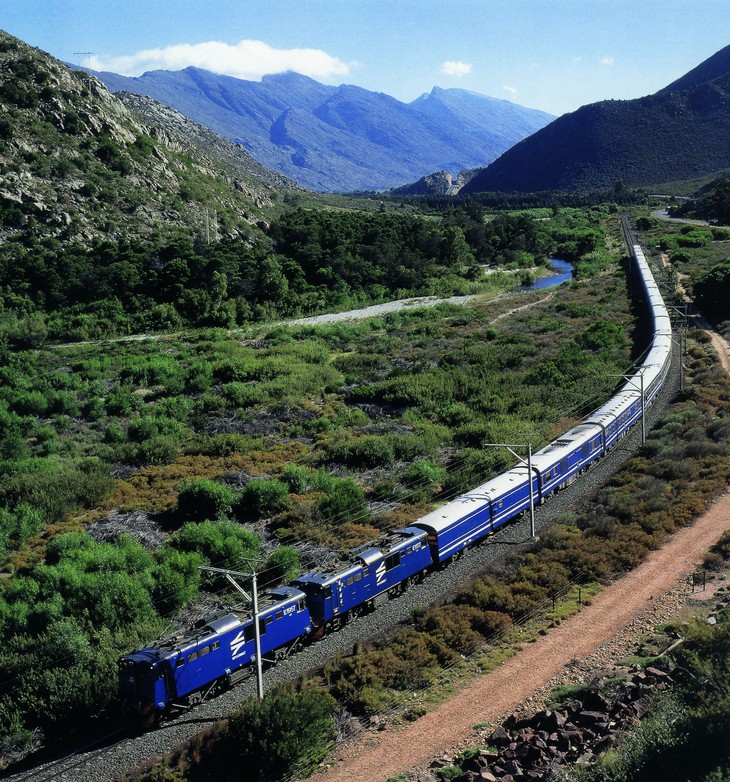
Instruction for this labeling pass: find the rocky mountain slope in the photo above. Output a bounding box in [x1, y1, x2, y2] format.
[0, 30, 298, 247]
[462, 44, 730, 194]
[92, 67, 554, 193]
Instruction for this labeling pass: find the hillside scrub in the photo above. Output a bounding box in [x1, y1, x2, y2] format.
[571, 611, 730, 782]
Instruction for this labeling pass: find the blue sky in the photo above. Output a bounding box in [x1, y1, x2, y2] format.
[2, 1, 729, 116]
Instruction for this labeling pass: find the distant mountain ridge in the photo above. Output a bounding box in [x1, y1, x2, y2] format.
[462, 44, 730, 195]
[91, 67, 554, 192]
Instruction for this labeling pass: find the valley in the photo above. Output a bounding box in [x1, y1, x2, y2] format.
[0, 22, 729, 782]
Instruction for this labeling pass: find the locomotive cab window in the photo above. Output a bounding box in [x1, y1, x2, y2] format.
[385, 552, 401, 571]
[297, 598, 306, 612]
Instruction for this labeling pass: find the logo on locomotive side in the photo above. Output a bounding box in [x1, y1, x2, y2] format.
[230, 630, 247, 660]
[375, 561, 386, 586]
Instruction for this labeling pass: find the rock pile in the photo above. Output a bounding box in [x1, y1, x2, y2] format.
[433, 665, 674, 781]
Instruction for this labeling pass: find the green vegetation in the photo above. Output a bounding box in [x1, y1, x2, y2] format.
[0, 204, 639, 758]
[633, 203, 730, 327]
[573, 613, 730, 782]
[0, 203, 677, 765]
[672, 177, 730, 226]
[128, 685, 337, 782]
[0, 202, 619, 347]
[302, 327, 730, 723]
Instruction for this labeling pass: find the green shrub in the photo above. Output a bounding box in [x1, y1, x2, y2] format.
[405, 459, 446, 489]
[264, 547, 301, 586]
[326, 435, 396, 467]
[216, 685, 336, 780]
[177, 478, 236, 521]
[236, 479, 291, 520]
[169, 520, 260, 579]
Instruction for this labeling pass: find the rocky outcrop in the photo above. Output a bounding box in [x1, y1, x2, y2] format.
[428, 665, 674, 782]
[0, 30, 296, 246]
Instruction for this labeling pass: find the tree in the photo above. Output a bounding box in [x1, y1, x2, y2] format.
[694, 262, 730, 324]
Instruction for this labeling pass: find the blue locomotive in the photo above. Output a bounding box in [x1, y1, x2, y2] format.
[120, 242, 672, 723]
[120, 587, 311, 724]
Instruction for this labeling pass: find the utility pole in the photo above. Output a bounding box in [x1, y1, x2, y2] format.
[609, 365, 658, 445]
[482, 442, 536, 538]
[199, 561, 265, 700]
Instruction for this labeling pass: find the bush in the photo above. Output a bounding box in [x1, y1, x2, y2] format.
[236, 478, 291, 519]
[326, 435, 396, 468]
[177, 478, 235, 521]
[405, 459, 446, 489]
[216, 685, 336, 780]
[169, 520, 261, 574]
[263, 547, 301, 587]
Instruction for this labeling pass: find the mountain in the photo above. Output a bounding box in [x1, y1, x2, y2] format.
[389, 168, 480, 197]
[90, 67, 554, 192]
[462, 45, 730, 195]
[0, 30, 299, 247]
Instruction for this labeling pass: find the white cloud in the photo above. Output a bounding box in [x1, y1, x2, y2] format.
[440, 60, 473, 77]
[90, 39, 353, 80]
[503, 84, 518, 95]
[601, 55, 615, 66]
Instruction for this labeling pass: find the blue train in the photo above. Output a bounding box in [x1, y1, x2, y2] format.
[119, 243, 672, 724]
